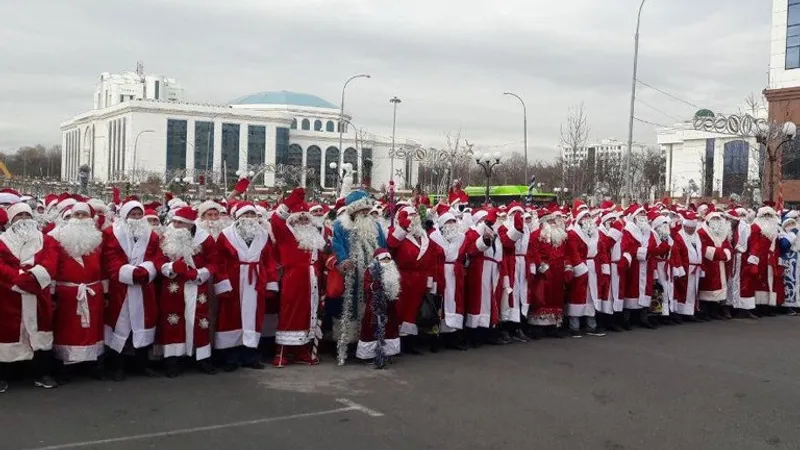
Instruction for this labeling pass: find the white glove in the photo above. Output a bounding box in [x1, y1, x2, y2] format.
[538, 263, 550, 274]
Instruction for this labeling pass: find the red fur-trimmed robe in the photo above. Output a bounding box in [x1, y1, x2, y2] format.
[697, 226, 733, 303]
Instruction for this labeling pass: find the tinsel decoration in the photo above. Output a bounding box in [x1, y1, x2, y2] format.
[336, 230, 372, 365]
[368, 261, 389, 369]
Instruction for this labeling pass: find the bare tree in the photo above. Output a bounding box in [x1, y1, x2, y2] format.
[559, 102, 592, 195]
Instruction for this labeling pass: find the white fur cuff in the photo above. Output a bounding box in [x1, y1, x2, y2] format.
[214, 279, 232, 295]
[530, 263, 536, 274]
[747, 255, 759, 265]
[161, 262, 176, 278]
[601, 264, 611, 275]
[722, 249, 731, 262]
[140, 261, 157, 282]
[392, 226, 408, 242]
[119, 264, 136, 285]
[266, 282, 279, 292]
[622, 253, 632, 265]
[704, 246, 717, 261]
[28, 265, 51, 290]
[573, 262, 589, 277]
[276, 204, 290, 220]
[506, 226, 523, 242]
[475, 235, 490, 252]
[636, 247, 648, 261]
[196, 268, 211, 284]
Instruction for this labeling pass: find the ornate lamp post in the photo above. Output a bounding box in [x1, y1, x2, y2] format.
[475, 152, 502, 204]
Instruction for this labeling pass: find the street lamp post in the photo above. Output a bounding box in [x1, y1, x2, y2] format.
[475, 152, 502, 205]
[503, 92, 528, 183]
[338, 74, 370, 177]
[390, 96, 402, 181]
[624, 0, 648, 205]
[133, 129, 155, 182]
[329, 162, 340, 194]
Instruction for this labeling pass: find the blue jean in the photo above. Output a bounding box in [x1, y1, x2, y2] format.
[569, 316, 597, 331]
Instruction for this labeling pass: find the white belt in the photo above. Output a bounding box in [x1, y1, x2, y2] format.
[57, 281, 100, 329]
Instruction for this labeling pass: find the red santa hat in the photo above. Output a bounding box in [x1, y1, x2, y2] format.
[71, 202, 93, 217]
[373, 248, 392, 261]
[0, 188, 20, 205]
[624, 203, 645, 218]
[471, 209, 489, 224]
[652, 215, 670, 231]
[435, 203, 451, 218]
[507, 201, 524, 217]
[437, 211, 456, 228]
[6, 202, 32, 223]
[704, 210, 724, 222]
[309, 203, 324, 214]
[601, 210, 620, 224]
[144, 208, 159, 221]
[197, 200, 224, 218]
[44, 194, 58, 209]
[234, 201, 257, 219]
[647, 208, 660, 222]
[87, 198, 108, 215]
[171, 206, 197, 224]
[574, 209, 591, 225]
[572, 199, 588, 216]
[682, 211, 698, 228]
[757, 206, 778, 218]
[119, 200, 144, 219]
[599, 200, 615, 212]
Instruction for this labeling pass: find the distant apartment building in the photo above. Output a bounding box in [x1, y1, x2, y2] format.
[560, 138, 646, 166]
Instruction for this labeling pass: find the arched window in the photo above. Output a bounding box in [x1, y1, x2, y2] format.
[314, 120, 322, 131]
[288, 144, 303, 167]
[723, 140, 749, 195]
[361, 147, 373, 187]
[306, 145, 321, 188]
[326, 121, 335, 132]
[325, 146, 340, 189]
[344, 147, 358, 168]
[290, 118, 297, 130]
[301, 119, 310, 131]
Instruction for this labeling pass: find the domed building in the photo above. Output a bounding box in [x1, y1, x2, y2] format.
[60, 71, 417, 192]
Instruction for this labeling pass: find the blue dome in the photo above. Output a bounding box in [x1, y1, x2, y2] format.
[230, 90, 338, 109]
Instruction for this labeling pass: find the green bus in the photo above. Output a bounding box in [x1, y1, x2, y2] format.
[431, 185, 557, 207]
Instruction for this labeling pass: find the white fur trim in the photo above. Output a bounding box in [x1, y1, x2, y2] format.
[119, 264, 136, 285]
[704, 246, 717, 261]
[140, 261, 157, 282]
[506, 226, 523, 242]
[601, 264, 611, 275]
[266, 282, 279, 292]
[622, 253, 632, 265]
[356, 338, 401, 359]
[747, 255, 759, 265]
[529, 263, 537, 274]
[475, 235, 490, 252]
[161, 262, 176, 278]
[28, 264, 51, 290]
[636, 247, 648, 261]
[573, 262, 589, 277]
[722, 249, 731, 261]
[196, 268, 211, 284]
[214, 279, 232, 295]
[275, 330, 314, 346]
[53, 341, 105, 363]
[399, 322, 418, 336]
[275, 204, 290, 220]
[392, 226, 408, 241]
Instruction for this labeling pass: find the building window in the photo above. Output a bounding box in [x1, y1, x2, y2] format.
[722, 140, 749, 196]
[275, 127, 289, 166]
[120, 118, 126, 174]
[301, 119, 310, 131]
[325, 146, 339, 188]
[703, 138, 715, 197]
[290, 118, 297, 129]
[790, 1, 800, 69]
[221, 123, 240, 184]
[107, 122, 112, 180]
[361, 147, 373, 186]
[166, 119, 188, 174]
[326, 121, 335, 132]
[344, 147, 357, 170]
[288, 144, 303, 167]
[784, 136, 800, 180]
[247, 125, 266, 184]
[314, 120, 322, 131]
[306, 145, 321, 188]
[194, 121, 215, 173]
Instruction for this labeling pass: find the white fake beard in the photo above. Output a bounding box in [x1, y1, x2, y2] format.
[291, 222, 326, 251]
[56, 218, 102, 259]
[235, 217, 261, 242]
[354, 214, 378, 244]
[541, 222, 567, 246]
[441, 222, 461, 242]
[161, 225, 198, 262]
[125, 218, 152, 240]
[707, 219, 731, 241]
[408, 216, 424, 238]
[527, 217, 539, 232]
[380, 261, 401, 301]
[655, 223, 670, 240]
[198, 219, 223, 238]
[635, 216, 650, 233]
[755, 217, 779, 241]
[580, 220, 597, 237]
[311, 215, 325, 230]
[219, 216, 233, 229]
[6, 219, 41, 246]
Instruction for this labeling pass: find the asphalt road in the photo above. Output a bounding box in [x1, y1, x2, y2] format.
[4, 317, 800, 450]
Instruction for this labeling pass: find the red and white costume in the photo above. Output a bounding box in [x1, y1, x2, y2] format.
[462, 211, 507, 328]
[598, 213, 623, 314]
[671, 224, 702, 316]
[103, 201, 162, 354]
[498, 205, 529, 323]
[428, 208, 467, 332]
[214, 203, 279, 350]
[651, 215, 675, 316]
[527, 209, 568, 326]
[697, 214, 733, 303]
[729, 216, 752, 310]
[565, 210, 608, 317]
[621, 209, 662, 310]
[742, 208, 780, 307]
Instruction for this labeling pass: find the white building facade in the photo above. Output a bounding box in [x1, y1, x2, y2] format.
[561, 138, 646, 166]
[60, 72, 417, 191]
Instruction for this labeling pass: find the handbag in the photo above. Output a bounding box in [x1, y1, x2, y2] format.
[416, 293, 442, 329]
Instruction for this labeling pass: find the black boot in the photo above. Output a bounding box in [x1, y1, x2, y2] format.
[639, 309, 655, 329]
[33, 351, 58, 389]
[198, 358, 217, 375]
[164, 357, 180, 378]
[707, 303, 723, 320]
[606, 313, 624, 332]
[522, 323, 541, 340]
[134, 347, 161, 377]
[511, 324, 529, 343]
[429, 334, 441, 353]
[401, 335, 422, 355]
[106, 350, 126, 381]
[621, 311, 633, 331]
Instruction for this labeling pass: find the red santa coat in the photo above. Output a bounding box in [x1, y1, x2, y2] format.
[597, 230, 614, 313]
[462, 224, 507, 328]
[621, 221, 661, 309]
[527, 228, 567, 326]
[103, 225, 162, 353]
[652, 232, 677, 316]
[742, 223, 779, 306]
[157, 229, 216, 361]
[270, 214, 323, 346]
[600, 225, 625, 313]
[498, 223, 529, 322]
[697, 226, 732, 302]
[728, 220, 751, 309]
[565, 227, 608, 317]
[50, 238, 105, 363]
[671, 230, 702, 315]
[356, 264, 401, 359]
[0, 233, 56, 362]
[429, 228, 466, 332]
[214, 226, 279, 349]
[387, 226, 442, 335]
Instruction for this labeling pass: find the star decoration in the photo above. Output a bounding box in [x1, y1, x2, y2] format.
[167, 282, 180, 294]
[167, 313, 180, 325]
[197, 293, 207, 304]
[199, 318, 209, 329]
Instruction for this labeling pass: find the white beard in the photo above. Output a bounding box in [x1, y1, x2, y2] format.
[354, 214, 379, 244]
[198, 219, 223, 239]
[541, 222, 567, 246]
[161, 226, 199, 262]
[220, 216, 233, 229]
[4, 219, 42, 255]
[125, 218, 152, 240]
[655, 223, 670, 240]
[236, 217, 261, 243]
[55, 218, 102, 258]
[527, 217, 539, 232]
[291, 222, 326, 251]
[380, 261, 401, 301]
[707, 219, 731, 241]
[408, 216, 424, 238]
[441, 223, 461, 242]
[635, 217, 650, 233]
[312, 215, 325, 230]
[580, 220, 597, 238]
[755, 217, 779, 241]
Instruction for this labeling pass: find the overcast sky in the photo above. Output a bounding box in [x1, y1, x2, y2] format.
[0, 0, 770, 161]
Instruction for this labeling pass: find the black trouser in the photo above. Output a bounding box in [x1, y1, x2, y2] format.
[222, 346, 260, 366]
[0, 350, 52, 380]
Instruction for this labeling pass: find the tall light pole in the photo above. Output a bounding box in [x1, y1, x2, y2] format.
[390, 96, 402, 181]
[133, 129, 155, 182]
[338, 74, 370, 178]
[624, 0, 648, 205]
[475, 152, 502, 205]
[503, 92, 528, 184]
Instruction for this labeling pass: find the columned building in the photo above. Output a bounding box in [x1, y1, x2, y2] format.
[60, 71, 418, 191]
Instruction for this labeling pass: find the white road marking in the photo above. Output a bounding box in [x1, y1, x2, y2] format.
[22, 399, 383, 450]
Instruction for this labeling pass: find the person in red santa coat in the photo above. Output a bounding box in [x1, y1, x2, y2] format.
[462, 209, 510, 346]
[156, 207, 217, 377]
[621, 204, 670, 329]
[598, 209, 624, 331]
[497, 202, 532, 342]
[651, 212, 679, 325]
[742, 206, 782, 316]
[388, 206, 443, 354]
[671, 211, 703, 321]
[565, 207, 608, 338]
[270, 188, 326, 367]
[49, 202, 105, 379]
[214, 202, 279, 371]
[103, 199, 164, 381]
[696, 210, 734, 320]
[357, 248, 402, 368]
[527, 206, 570, 338]
[727, 208, 756, 318]
[428, 204, 468, 350]
[0, 203, 58, 391]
